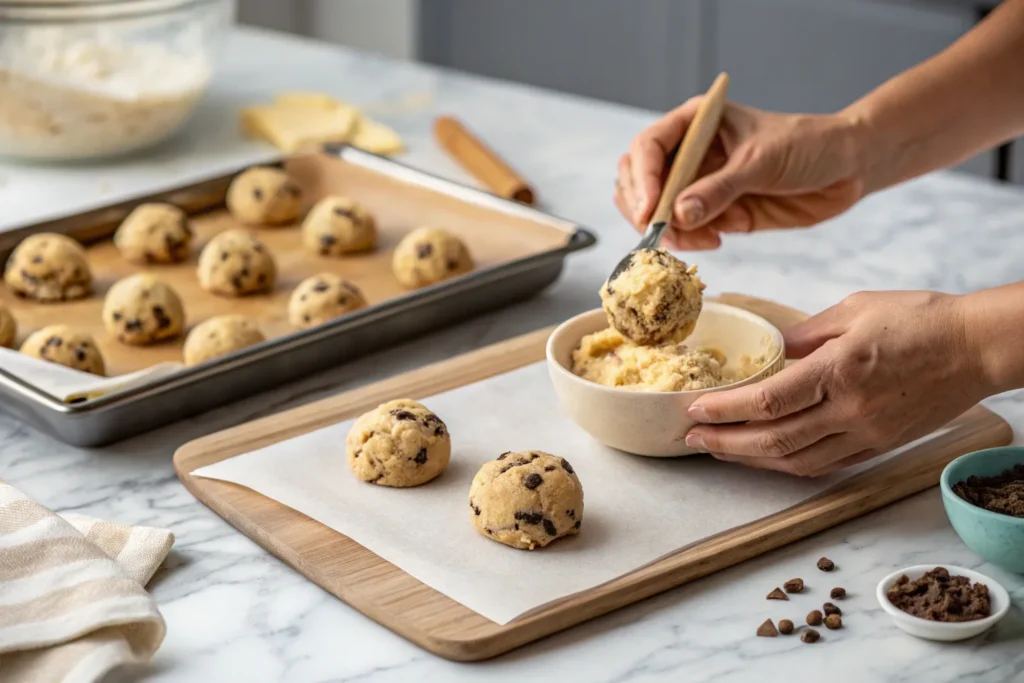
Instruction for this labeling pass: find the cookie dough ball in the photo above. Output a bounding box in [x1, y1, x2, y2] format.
[102, 274, 185, 345]
[346, 399, 451, 487]
[226, 166, 303, 226]
[113, 203, 193, 264]
[469, 451, 584, 550]
[288, 273, 367, 329]
[20, 325, 104, 375]
[197, 229, 276, 296]
[600, 248, 705, 345]
[3, 233, 91, 302]
[0, 306, 16, 348]
[391, 227, 474, 289]
[183, 315, 264, 366]
[301, 196, 377, 256]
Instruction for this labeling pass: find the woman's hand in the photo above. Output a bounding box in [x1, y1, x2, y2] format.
[614, 98, 869, 250]
[683, 291, 990, 476]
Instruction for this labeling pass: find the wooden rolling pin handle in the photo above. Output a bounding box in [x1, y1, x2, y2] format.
[434, 116, 536, 205]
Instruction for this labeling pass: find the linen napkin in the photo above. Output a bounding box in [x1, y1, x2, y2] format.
[0, 479, 173, 683]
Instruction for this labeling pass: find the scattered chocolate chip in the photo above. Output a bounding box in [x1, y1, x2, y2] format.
[514, 511, 543, 525]
[252, 187, 263, 200]
[817, 557, 835, 572]
[497, 452, 509, 460]
[767, 587, 788, 601]
[806, 610, 823, 626]
[824, 614, 842, 630]
[830, 587, 846, 600]
[823, 602, 841, 617]
[543, 519, 557, 536]
[801, 629, 820, 643]
[544, 465, 556, 472]
[417, 243, 433, 259]
[391, 410, 416, 421]
[778, 619, 794, 635]
[523, 473, 543, 489]
[561, 458, 574, 474]
[756, 619, 778, 638]
[413, 448, 428, 464]
[573, 520, 581, 529]
[784, 578, 804, 594]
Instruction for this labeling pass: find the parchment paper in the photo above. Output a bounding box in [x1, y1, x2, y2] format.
[192, 362, 930, 625]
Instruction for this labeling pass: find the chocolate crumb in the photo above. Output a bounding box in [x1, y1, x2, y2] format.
[778, 619, 794, 635]
[784, 578, 804, 594]
[801, 629, 820, 643]
[952, 464, 1024, 517]
[817, 557, 835, 572]
[824, 614, 842, 630]
[767, 587, 788, 601]
[885, 567, 991, 622]
[806, 610, 823, 626]
[756, 619, 778, 638]
[830, 587, 846, 600]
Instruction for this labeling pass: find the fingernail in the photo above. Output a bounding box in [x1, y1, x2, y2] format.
[676, 197, 704, 228]
[688, 404, 709, 422]
[685, 432, 706, 451]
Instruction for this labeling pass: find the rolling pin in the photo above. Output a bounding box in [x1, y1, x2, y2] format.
[433, 116, 536, 205]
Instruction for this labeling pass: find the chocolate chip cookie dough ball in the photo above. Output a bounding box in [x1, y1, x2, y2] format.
[469, 451, 584, 550]
[288, 273, 367, 329]
[301, 196, 377, 256]
[183, 315, 264, 366]
[391, 227, 474, 289]
[346, 399, 451, 487]
[113, 203, 193, 264]
[0, 306, 16, 348]
[197, 229, 276, 296]
[600, 248, 705, 345]
[226, 166, 303, 226]
[102, 274, 185, 345]
[21, 325, 104, 375]
[3, 233, 91, 302]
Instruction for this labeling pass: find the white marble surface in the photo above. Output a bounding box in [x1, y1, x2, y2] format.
[2, 27, 1024, 683]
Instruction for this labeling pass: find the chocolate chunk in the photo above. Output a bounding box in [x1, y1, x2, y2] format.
[830, 587, 846, 600]
[413, 448, 428, 464]
[756, 619, 778, 638]
[124, 319, 143, 331]
[778, 619, 794, 635]
[252, 187, 263, 200]
[417, 243, 433, 259]
[817, 557, 835, 572]
[561, 458, 574, 474]
[823, 602, 841, 617]
[573, 520, 581, 529]
[312, 281, 330, 293]
[784, 578, 804, 594]
[514, 511, 543, 525]
[544, 465, 556, 472]
[801, 629, 820, 643]
[824, 614, 842, 630]
[497, 452, 510, 460]
[543, 519, 557, 536]
[806, 610, 823, 626]
[767, 587, 788, 601]
[523, 473, 543, 489]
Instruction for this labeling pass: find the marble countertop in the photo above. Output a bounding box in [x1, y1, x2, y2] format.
[2, 27, 1024, 683]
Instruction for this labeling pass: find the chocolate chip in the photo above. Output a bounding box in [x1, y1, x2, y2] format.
[221, 251, 229, 261]
[817, 557, 835, 572]
[257, 273, 267, 285]
[253, 187, 263, 200]
[824, 614, 842, 630]
[31, 255, 42, 264]
[231, 276, 243, 290]
[333, 206, 356, 218]
[338, 295, 349, 306]
[240, 267, 250, 278]
[312, 281, 330, 293]
[543, 519, 557, 536]
[284, 183, 300, 197]
[523, 473, 543, 489]
[320, 234, 337, 247]
[566, 509, 575, 518]
[823, 602, 841, 617]
[574, 520, 581, 529]
[112, 312, 122, 321]
[784, 578, 804, 594]
[529, 453, 540, 461]
[778, 619, 794, 635]
[417, 243, 433, 259]
[152, 306, 171, 329]
[830, 587, 846, 600]
[20, 269, 37, 284]
[605, 285, 614, 296]
[544, 465, 556, 472]
[806, 610, 823, 626]
[369, 474, 383, 484]
[472, 504, 481, 516]
[391, 410, 416, 421]
[514, 511, 543, 525]
[125, 319, 143, 331]
[499, 458, 530, 474]
[801, 629, 820, 643]
[497, 452, 510, 460]
[756, 619, 778, 638]
[45, 336, 63, 348]
[413, 448, 428, 464]
[303, 315, 311, 323]
[561, 458, 574, 474]
[446, 259, 460, 271]
[767, 587, 788, 601]
[75, 349, 86, 362]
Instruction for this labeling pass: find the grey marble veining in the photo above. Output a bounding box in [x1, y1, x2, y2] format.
[1, 27, 1023, 683]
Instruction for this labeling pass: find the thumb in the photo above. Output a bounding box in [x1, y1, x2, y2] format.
[783, 302, 851, 359]
[673, 151, 761, 231]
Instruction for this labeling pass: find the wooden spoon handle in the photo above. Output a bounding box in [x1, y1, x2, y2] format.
[650, 72, 730, 227]
[434, 115, 536, 205]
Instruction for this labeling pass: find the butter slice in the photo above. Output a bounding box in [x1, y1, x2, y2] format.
[240, 103, 357, 153]
[273, 91, 344, 110]
[351, 118, 404, 156]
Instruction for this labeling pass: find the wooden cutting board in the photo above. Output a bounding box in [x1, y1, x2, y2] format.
[173, 294, 1013, 661]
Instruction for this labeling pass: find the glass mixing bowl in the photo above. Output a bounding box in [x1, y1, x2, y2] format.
[0, 0, 233, 161]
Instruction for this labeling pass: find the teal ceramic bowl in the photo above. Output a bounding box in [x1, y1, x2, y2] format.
[941, 447, 1024, 574]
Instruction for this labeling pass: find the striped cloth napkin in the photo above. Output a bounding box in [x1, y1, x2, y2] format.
[0, 479, 173, 683]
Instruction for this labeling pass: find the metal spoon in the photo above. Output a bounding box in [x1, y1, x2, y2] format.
[608, 72, 731, 282]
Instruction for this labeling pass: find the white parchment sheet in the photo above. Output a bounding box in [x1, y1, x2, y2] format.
[192, 361, 931, 625]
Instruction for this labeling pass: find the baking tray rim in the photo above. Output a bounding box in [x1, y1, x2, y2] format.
[0, 145, 597, 415]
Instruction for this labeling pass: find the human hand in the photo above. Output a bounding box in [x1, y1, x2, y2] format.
[683, 291, 988, 476]
[614, 98, 868, 250]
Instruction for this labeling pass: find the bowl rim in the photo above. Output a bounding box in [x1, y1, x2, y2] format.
[875, 564, 1011, 633]
[545, 301, 786, 397]
[939, 447, 1024, 528]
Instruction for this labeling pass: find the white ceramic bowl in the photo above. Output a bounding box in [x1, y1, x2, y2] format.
[876, 565, 1010, 642]
[545, 302, 785, 457]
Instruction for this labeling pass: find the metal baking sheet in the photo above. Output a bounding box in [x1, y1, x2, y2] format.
[0, 146, 596, 446]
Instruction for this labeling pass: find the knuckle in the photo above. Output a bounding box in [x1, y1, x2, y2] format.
[756, 430, 796, 458]
[785, 458, 818, 478]
[842, 291, 870, 309]
[752, 385, 785, 420]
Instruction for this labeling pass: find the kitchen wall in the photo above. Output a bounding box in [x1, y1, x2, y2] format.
[237, 0, 1015, 183]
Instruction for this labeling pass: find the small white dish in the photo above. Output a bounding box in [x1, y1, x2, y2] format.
[876, 564, 1011, 642]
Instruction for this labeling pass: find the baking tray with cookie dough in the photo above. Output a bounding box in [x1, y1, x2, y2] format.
[0, 146, 596, 447]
